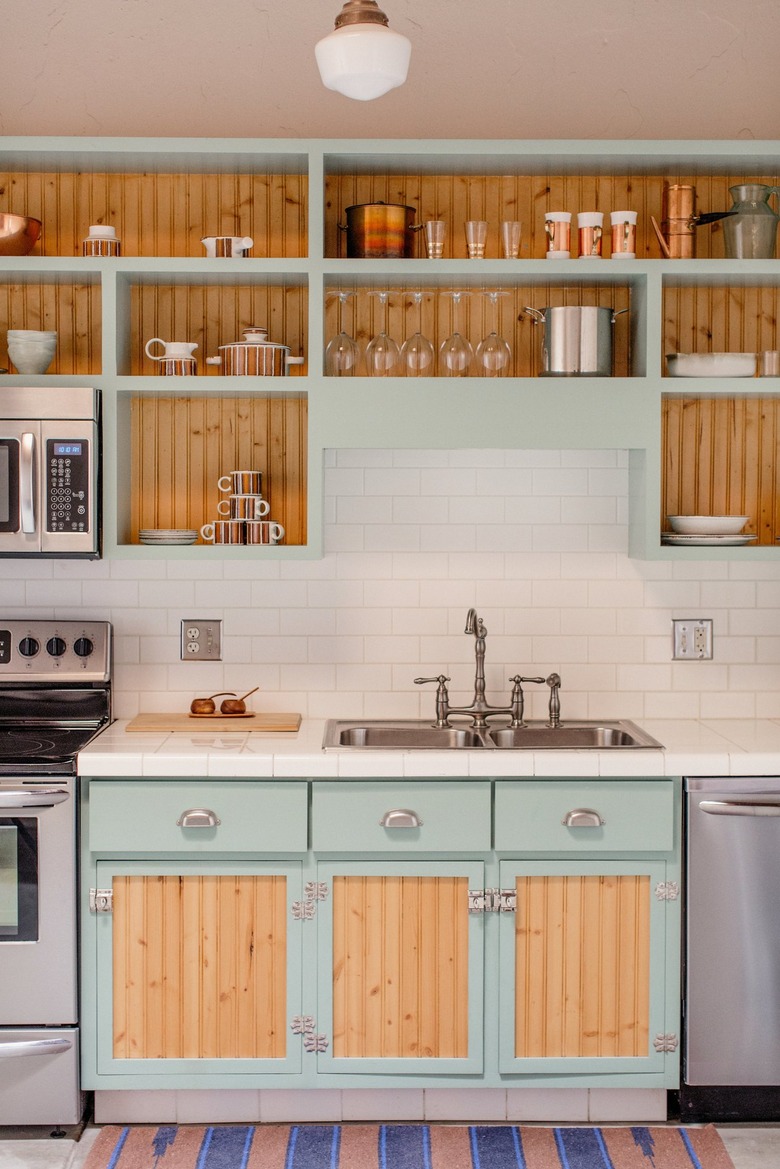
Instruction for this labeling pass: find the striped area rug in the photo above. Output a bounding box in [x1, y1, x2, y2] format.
[83, 1123, 736, 1169]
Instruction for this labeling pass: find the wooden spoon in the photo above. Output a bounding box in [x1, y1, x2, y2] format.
[190, 691, 235, 715]
[220, 686, 259, 715]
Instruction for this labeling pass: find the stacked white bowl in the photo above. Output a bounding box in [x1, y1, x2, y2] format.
[7, 329, 57, 374]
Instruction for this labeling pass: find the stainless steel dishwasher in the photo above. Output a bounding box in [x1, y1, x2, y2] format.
[683, 776, 780, 1121]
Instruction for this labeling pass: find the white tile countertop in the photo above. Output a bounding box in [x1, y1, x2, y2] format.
[77, 718, 780, 779]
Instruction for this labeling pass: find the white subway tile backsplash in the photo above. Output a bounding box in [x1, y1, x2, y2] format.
[1, 448, 777, 716]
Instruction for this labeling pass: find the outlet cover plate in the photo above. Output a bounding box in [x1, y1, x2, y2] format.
[672, 618, 713, 660]
[180, 619, 222, 661]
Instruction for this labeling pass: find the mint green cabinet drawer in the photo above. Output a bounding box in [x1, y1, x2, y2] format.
[87, 780, 308, 854]
[494, 781, 674, 853]
[311, 781, 491, 853]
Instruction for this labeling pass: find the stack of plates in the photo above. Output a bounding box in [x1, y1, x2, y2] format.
[662, 515, 756, 547]
[138, 529, 198, 546]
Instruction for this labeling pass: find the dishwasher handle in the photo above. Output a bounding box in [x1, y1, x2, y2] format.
[699, 799, 780, 817]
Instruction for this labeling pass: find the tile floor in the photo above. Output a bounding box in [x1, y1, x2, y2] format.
[0, 1124, 778, 1169]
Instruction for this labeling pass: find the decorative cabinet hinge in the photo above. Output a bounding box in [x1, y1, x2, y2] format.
[291, 1015, 315, 1035]
[292, 881, 329, 920]
[291, 1015, 329, 1052]
[291, 900, 316, 919]
[89, 888, 113, 913]
[653, 1033, 679, 1052]
[654, 881, 680, 901]
[468, 887, 517, 914]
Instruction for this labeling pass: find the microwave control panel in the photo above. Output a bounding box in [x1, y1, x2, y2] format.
[46, 439, 90, 533]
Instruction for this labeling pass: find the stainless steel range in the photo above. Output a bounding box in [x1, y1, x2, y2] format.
[0, 620, 111, 1127]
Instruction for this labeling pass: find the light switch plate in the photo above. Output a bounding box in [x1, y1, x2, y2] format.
[672, 618, 713, 660]
[180, 619, 222, 661]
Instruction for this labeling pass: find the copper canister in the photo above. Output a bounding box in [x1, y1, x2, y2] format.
[662, 184, 697, 258]
[339, 202, 420, 258]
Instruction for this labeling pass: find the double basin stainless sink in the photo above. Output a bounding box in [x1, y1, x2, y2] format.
[322, 719, 663, 751]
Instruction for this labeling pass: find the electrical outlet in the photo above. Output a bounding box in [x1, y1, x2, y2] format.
[672, 618, 713, 660]
[180, 619, 222, 661]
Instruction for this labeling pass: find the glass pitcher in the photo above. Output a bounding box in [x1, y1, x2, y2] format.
[722, 183, 780, 259]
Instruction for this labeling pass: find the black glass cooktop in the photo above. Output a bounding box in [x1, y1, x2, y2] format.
[0, 726, 102, 773]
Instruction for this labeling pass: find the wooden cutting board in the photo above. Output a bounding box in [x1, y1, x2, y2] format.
[125, 712, 302, 733]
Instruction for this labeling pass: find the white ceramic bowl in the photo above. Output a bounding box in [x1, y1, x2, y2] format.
[666, 352, 757, 377]
[667, 515, 749, 535]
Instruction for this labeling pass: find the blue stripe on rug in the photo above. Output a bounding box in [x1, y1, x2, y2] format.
[555, 1128, 615, 1169]
[106, 1127, 129, 1169]
[152, 1127, 178, 1162]
[679, 1129, 704, 1169]
[630, 1128, 656, 1163]
[470, 1126, 527, 1169]
[287, 1125, 341, 1169]
[379, 1124, 431, 1169]
[197, 1127, 256, 1169]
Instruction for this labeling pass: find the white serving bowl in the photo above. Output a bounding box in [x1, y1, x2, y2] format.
[667, 515, 749, 535]
[666, 352, 757, 377]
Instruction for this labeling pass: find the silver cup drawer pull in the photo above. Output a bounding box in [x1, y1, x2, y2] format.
[562, 808, 605, 828]
[379, 808, 423, 829]
[176, 808, 221, 828]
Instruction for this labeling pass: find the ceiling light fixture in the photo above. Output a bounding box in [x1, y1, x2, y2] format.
[315, 0, 411, 102]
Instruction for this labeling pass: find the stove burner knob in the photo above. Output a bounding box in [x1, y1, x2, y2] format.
[74, 637, 94, 658]
[46, 636, 67, 658]
[18, 636, 39, 658]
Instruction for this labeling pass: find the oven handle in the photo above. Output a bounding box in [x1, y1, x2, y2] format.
[0, 1037, 72, 1058]
[0, 788, 70, 808]
[699, 799, 780, 817]
[20, 431, 36, 534]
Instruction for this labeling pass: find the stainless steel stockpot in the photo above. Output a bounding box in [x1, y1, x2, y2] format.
[524, 306, 628, 377]
[206, 327, 305, 376]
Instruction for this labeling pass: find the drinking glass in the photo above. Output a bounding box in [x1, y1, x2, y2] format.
[501, 221, 522, 258]
[476, 290, 512, 377]
[464, 220, 488, 258]
[365, 290, 400, 376]
[400, 291, 435, 376]
[439, 290, 474, 376]
[424, 220, 446, 259]
[324, 290, 361, 376]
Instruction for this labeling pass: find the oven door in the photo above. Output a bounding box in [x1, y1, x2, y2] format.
[0, 781, 76, 1024]
[0, 422, 42, 554]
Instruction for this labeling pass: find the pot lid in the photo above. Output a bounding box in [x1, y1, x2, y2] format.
[345, 201, 417, 213]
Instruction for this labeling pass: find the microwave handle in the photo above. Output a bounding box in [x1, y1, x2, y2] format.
[20, 432, 35, 533]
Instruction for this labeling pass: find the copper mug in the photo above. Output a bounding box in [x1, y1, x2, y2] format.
[245, 520, 285, 545]
[217, 494, 270, 519]
[218, 470, 262, 495]
[200, 520, 245, 545]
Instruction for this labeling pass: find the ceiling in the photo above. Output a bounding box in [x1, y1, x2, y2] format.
[1, 0, 776, 141]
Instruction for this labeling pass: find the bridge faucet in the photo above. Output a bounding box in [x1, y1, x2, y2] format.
[417, 609, 563, 731]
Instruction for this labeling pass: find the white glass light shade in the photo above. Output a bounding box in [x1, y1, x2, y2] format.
[315, 24, 411, 101]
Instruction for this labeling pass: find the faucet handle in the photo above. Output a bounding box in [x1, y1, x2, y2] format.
[546, 672, 562, 727]
[414, 675, 451, 727]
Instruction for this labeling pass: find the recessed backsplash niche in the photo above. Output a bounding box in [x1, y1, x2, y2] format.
[0, 448, 777, 723]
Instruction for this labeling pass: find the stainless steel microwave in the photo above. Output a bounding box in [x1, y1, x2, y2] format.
[0, 387, 100, 558]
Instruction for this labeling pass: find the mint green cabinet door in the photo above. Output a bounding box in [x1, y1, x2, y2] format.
[498, 859, 676, 1079]
[315, 860, 485, 1075]
[92, 860, 304, 1082]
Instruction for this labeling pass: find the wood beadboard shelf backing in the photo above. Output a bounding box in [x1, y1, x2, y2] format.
[0, 171, 308, 258]
[324, 172, 780, 261]
[129, 395, 307, 545]
[662, 397, 780, 544]
[663, 285, 779, 371]
[129, 283, 307, 377]
[0, 281, 101, 373]
[324, 283, 634, 378]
